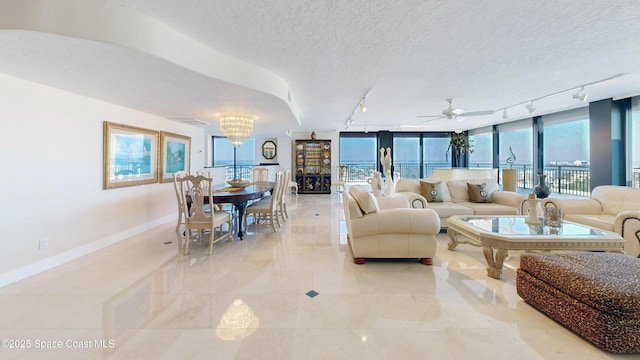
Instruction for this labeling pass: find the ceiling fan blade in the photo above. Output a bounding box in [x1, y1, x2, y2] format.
[416, 115, 442, 118]
[462, 110, 494, 116]
[420, 116, 445, 123]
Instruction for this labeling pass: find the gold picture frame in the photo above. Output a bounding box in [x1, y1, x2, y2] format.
[103, 121, 159, 189]
[159, 131, 191, 183]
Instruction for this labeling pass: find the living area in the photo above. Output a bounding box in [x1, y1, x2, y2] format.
[3, 1, 640, 358]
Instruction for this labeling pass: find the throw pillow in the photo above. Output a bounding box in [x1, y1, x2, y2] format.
[348, 186, 379, 214]
[467, 182, 492, 203]
[420, 181, 444, 202]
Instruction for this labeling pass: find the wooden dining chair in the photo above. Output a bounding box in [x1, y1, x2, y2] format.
[252, 167, 269, 183]
[279, 167, 291, 222]
[196, 168, 231, 215]
[172, 170, 189, 232]
[244, 171, 283, 232]
[284, 166, 298, 197]
[179, 174, 233, 255]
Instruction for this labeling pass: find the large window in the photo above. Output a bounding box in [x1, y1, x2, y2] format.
[632, 97, 640, 188]
[542, 108, 590, 195]
[212, 137, 255, 180]
[469, 128, 493, 169]
[339, 134, 377, 183]
[423, 135, 450, 177]
[393, 135, 421, 179]
[498, 120, 533, 189]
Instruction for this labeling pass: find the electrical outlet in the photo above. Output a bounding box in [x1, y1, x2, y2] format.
[39, 238, 48, 250]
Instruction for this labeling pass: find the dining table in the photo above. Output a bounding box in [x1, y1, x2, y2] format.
[212, 181, 274, 240]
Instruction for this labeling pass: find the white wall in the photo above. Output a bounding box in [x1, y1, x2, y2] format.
[0, 73, 205, 286]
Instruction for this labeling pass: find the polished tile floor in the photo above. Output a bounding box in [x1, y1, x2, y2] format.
[0, 193, 633, 359]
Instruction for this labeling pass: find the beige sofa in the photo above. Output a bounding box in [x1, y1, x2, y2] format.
[393, 177, 526, 227]
[342, 186, 441, 265]
[542, 185, 640, 257]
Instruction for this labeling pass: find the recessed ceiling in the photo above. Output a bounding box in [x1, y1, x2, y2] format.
[1, 0, 640, 136]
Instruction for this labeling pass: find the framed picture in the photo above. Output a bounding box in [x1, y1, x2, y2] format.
[262, 140, 277, 159]
[103, 121, 159, 189]
[159, 131, 191, 183]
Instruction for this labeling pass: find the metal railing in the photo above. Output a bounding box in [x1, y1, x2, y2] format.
[340, 161, 594, 196]
[225, 163, 639, 192]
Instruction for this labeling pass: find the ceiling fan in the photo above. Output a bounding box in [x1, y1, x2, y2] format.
[417, 98, 494, 122]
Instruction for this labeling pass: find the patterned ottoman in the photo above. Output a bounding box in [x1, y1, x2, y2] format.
[516, 252, 640, 353]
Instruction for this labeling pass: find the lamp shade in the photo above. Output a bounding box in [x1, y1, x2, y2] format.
[216, 113, 256, 147]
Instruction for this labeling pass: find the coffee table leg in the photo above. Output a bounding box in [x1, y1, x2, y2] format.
[482, 246, 508, 279]
[447, 228, 459, 250]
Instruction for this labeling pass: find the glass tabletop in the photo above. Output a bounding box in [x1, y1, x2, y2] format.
[457, 216, 609, 237]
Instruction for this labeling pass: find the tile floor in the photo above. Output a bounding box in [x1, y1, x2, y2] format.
[0, 193, 633, 359]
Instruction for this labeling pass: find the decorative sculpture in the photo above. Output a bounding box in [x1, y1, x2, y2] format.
[506, 145, 516, 169]
[380, 147, 395, 196]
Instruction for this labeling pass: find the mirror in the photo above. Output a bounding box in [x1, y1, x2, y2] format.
[262, 140, 277, 159]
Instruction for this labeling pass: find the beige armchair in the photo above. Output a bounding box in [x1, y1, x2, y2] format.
[342, 186, 440, 265]
[542, 185, 640, 257]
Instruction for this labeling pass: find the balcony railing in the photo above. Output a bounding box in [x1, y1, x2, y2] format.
[226, 163, 639, 193]
[340, 161, 595, 196]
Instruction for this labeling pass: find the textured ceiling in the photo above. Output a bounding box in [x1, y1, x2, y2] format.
[1, 0, 640, 136]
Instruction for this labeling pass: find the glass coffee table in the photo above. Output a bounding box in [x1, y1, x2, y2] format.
[447, 215, 625, 279]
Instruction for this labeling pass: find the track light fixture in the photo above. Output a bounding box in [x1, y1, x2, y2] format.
[493, 73, 623, 122]
[343, 89, 371, 131]
[526, 101, 536, 113]
[572, 86, 588, 102]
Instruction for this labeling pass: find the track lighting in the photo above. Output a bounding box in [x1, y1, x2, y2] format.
[526, 101, 535, 113]
[343, 89, 371, 131]
[572, 86, 588, 102]
[493, 74, 622, 123]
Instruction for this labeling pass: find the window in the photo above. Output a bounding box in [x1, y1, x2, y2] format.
[423, 135, 450, 177]
[212, 137, 255, 180]
[339, 133, 377, 183]
[631, 97, 640, 188]
[469, 128, 493, 169]
[498, 120, 533, 189]
[542, 108, 590, 196]
[393, 135, 421, 179]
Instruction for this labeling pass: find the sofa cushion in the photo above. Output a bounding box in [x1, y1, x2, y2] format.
[459, 202, 520, 215]
[467, 182, 492, 203]
[420, 180, 444, 202]
[447, 179, 499, 203]
[591, 185, 640, 215]
[426, 202, 473, 218]
[564, 214, 615, 231]
[349, 186, 378, 214]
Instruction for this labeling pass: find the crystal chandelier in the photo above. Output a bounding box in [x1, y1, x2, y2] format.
[216, 113, 256, 147]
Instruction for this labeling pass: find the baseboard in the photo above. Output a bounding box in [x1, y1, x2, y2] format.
[0, 215, 174, 288]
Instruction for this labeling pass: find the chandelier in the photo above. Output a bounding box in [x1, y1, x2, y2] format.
[216, 112, 256, 147]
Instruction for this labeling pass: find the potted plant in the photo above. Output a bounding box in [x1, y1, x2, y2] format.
[447, 132, 474, 167]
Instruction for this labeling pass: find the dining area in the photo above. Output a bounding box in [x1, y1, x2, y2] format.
[172, 166, 293, 254]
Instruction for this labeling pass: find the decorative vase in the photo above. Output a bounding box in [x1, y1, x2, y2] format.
[533, 173, 550, 199]
[525, 197, 542, 226]
[310, 131, 316, 140]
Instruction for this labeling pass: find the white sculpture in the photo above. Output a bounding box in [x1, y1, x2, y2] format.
[368, 171, 384, 197]
[380, 147, 395, 196]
